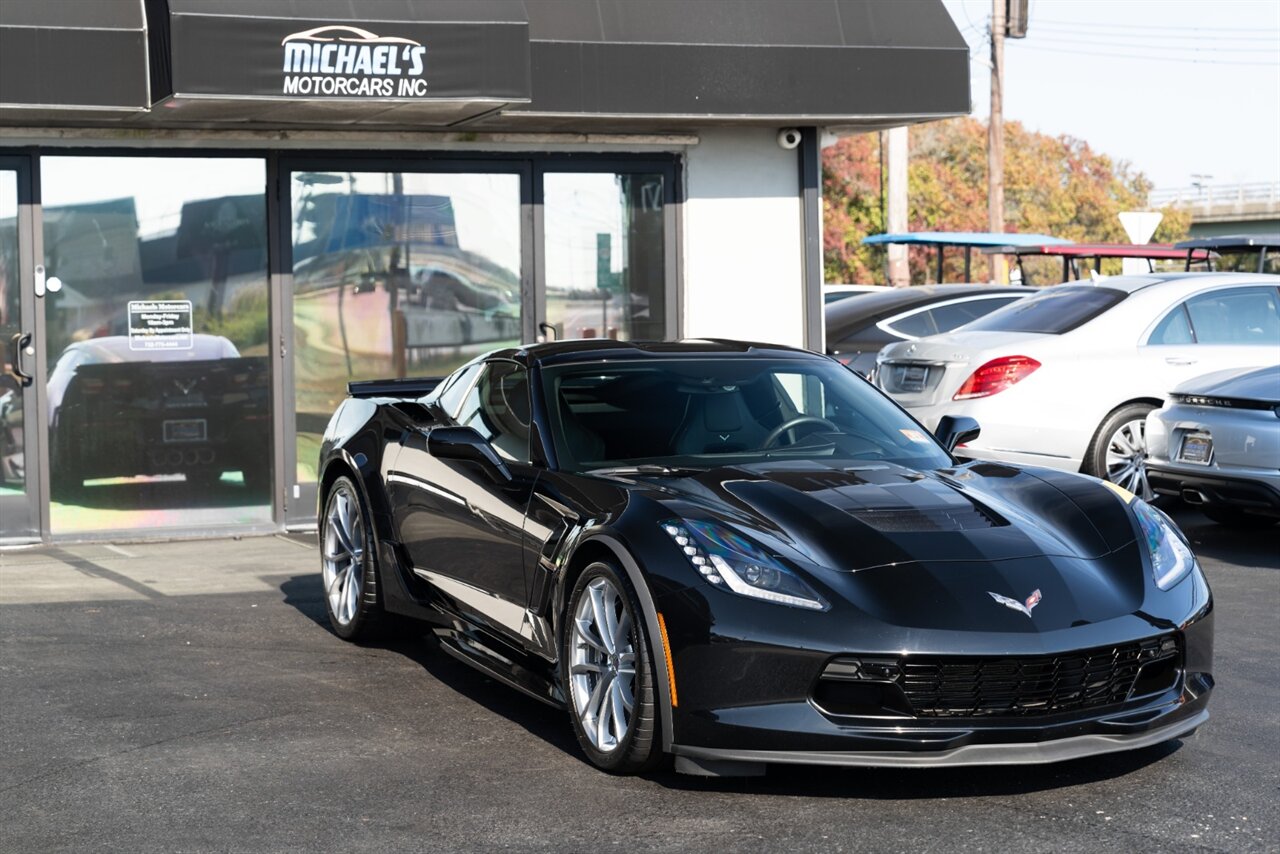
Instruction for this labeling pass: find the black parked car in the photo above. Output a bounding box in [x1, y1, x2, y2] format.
[317, 339, 1212, 776]
[826, 285, 1034, 375]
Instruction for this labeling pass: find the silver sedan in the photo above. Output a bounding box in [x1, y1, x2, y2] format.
[1146, 365, 1280, 527]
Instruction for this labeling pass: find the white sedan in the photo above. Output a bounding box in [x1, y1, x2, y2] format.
[875, 272, 1280, 498]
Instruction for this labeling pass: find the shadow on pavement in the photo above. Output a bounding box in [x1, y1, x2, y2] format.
[277, 572, 583, 763]
[1166, 505, 1280, 569]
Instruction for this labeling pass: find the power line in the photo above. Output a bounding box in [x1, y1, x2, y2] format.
[1033, 25, 1280, 43]
[1014, 44, 1280, 67]
[1030, 18, 1280, 34]
[1027, 35, 1280, 54]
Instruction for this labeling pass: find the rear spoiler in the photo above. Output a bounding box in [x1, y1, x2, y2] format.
[347, 376, 445, 399]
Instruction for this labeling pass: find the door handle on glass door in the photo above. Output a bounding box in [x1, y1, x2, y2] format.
[7, 332, 33, 387]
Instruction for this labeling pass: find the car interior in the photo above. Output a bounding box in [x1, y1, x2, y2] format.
[544, 363, 946, 471]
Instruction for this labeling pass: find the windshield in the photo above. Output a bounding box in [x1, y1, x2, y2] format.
[960, 286, 1126, 334]
[540, 357, 952, 473]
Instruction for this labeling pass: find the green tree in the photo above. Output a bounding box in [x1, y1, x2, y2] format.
[824, 118, 1192, 284]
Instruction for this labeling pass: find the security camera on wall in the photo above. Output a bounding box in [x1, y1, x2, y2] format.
[777, 128, 802, 150]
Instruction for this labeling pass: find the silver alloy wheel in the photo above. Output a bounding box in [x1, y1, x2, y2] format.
[322, 485, 365, 627]
[569, 576, 637, 754]
[1105, 417, 1152, 501]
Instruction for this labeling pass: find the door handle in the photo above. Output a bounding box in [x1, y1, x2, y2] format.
[1164, 357, 1197, 366]
[8, 332, 33, 387]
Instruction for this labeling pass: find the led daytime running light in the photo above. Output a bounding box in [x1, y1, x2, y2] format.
[1132, 499, 1197, 591]
[661, 519, 828, 611]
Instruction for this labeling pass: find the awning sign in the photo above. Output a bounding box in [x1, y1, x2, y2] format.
[160, 12, 530, 103]
[281, 25, 428, 98]
[128, 300, 193, 351]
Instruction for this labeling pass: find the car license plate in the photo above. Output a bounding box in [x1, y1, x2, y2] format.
[1178, 431, 1213, 465]
[163, 419, 207, 443]
[899, 364, 928, 393]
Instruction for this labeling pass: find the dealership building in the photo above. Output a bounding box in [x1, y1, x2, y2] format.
[0, 0, 969, 542]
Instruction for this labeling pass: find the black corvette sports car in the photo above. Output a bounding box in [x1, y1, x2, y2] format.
[317, 339, 1212, 776]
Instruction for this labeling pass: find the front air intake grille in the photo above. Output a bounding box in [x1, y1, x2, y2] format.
[898, 635, 1181, 718]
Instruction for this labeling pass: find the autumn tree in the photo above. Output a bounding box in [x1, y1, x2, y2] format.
[824, 117, 1191, 284]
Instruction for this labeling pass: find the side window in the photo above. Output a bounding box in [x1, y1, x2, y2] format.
[456, 362, 531, 463]
[1149, 305, 1194, 345]
[927, 296, 1023, 333]
[883, 309, 937, 338]
[1185, 287, 1280, 346]
[436, 363, 483, 417]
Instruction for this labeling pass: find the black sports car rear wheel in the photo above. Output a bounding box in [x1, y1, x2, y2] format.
[321, 476, 386, 640]
[564, 562, 662, 774]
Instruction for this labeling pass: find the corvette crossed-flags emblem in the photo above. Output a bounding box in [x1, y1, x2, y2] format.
[988, 588, 1042, 618]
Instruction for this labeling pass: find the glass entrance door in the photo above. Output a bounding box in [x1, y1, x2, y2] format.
[0, 159, 41, 542]
[38, 155, 273, 536]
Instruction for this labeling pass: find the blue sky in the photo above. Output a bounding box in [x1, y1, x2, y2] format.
[940, 0, 1280, 189]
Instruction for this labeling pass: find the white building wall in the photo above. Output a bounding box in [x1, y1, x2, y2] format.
[682, 128, 807, 348]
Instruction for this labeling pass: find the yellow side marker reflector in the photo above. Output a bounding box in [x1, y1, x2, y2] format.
[656, 611, 678, 708]
[1101, 479, 1136, 504]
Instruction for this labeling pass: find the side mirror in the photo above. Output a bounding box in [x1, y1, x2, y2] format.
[934, 415, 980, 454]
[427, 426, 512, 482]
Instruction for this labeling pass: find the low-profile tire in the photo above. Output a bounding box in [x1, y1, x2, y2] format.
[1084, 402, 1156, 500]
[1201, 505, 1279, 528]
[321, 475, 389, 640]
[562, 560, 663, 774]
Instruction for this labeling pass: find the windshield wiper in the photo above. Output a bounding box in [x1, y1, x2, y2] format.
[585, 465, 702, 477]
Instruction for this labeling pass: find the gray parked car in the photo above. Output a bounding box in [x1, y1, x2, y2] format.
[1146, 365, 1280, 527]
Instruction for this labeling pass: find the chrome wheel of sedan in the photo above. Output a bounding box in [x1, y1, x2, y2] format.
[323, 482, 365, 628]
[569, 576, 637, 753]
[1105, 417, 1152, 501]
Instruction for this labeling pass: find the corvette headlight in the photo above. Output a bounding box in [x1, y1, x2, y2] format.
[661, 519, 828, 611]
[1132, 499, 1197, 590]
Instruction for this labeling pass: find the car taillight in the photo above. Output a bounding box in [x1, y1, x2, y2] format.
[953, 356, 1040, 400]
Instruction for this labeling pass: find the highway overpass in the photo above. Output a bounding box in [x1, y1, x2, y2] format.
[1150, 182, 1280, 238]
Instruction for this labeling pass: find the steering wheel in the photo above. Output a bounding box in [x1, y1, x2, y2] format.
[761, 416, 838, 449]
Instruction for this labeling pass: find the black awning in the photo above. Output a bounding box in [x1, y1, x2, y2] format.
[1, 0, 968, 130]
[148, 0, 531, 125]
[0, 0, 149, 112]
[512, 0, 969, 125]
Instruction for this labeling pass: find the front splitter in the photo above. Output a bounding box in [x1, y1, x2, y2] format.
[672, 708, 1208, 775]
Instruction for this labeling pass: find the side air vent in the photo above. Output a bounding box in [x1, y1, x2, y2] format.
[848, 504, 1004, 532]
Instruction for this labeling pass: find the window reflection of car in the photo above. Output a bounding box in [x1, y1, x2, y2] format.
[0, 383, 21, 485]
[406, 267, 517, 317]
[47, 334, 270, 496]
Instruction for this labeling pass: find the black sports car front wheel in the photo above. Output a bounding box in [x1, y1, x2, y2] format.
[563, 561, 663, 774]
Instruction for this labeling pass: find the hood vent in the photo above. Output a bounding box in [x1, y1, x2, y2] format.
[849, 504, 1004, 533]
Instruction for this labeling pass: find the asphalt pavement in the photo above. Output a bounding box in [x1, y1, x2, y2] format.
[1, 505, 1276, 853]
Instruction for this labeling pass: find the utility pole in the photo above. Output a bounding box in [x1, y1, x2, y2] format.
[885, 126, 909, 286]
[988, 0, 1007, 284]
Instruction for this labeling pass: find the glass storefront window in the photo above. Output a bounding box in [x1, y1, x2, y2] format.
[290, 171, 521, 484]
[543, 173, 666, 342]
[40, 156, 271, 533]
